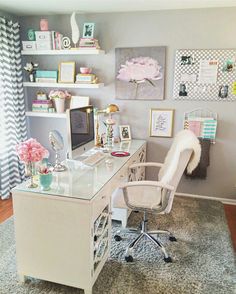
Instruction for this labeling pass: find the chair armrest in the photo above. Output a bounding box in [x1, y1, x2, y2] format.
[129, 162, 163, 169]
[120, 180, 174, 191]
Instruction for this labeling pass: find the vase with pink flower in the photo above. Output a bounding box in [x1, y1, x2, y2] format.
[49, 90, 71, 113]
[16, 138, 49, 188]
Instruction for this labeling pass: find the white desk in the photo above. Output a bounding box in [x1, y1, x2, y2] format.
[12, 140, 146, 294]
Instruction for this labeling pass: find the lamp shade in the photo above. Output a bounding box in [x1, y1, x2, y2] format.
[106, 104, 119, 114]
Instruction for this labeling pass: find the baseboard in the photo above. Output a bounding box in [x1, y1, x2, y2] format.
[175, 192, 236, 205]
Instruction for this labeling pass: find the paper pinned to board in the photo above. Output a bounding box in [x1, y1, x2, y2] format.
[180, 73, 197, 83]
[232, 81, 236, 95]
[198, 59, 218, 84]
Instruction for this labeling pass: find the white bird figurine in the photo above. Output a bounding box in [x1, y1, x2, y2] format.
[70, 12, 80, 48]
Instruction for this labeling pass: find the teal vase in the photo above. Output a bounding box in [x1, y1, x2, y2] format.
[39, 173, 53, 191]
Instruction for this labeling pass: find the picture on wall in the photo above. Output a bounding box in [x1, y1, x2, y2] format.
[149, 109, 174, 137]
[115, 46, 166, 100]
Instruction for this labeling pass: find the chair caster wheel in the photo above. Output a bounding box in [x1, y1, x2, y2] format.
[164, 256, 172, 263]
[169, 236, 177, 242]
[125, 255, 133, 262]
[114, 235, 122, 241]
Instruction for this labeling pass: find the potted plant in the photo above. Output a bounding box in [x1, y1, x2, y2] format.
[38, 166, 53, 191]
[23, 62, 39, 82]
[49, 90, 71, 113]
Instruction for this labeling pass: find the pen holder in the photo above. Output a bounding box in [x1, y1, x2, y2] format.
[39, 172, 53, 191]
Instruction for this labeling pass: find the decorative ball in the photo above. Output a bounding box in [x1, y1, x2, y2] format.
[27, 29, 35, 41]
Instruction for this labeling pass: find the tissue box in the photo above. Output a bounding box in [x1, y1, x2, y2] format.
[22, 41, 36, 51]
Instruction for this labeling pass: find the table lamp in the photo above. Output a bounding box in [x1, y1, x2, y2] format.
[95, 104, 119, 147]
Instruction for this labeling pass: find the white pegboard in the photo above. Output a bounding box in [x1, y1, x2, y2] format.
[173, 49, 236, 101]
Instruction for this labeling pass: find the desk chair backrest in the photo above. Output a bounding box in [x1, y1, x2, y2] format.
[158, 130, 201, 213]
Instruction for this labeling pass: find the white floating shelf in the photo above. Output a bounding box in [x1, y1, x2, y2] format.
[21, 49, 105, 55]
[25, 111, 66, 118]
[23, 82, 104, 89]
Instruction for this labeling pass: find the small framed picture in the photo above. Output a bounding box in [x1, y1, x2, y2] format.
[58, 62, 75, 83]
[119, 125, 131, 141]
[82, 23, 95, 38]
[150, 109, 174, 137]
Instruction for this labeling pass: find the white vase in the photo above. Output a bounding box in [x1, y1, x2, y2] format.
[54, 98, 65, 113]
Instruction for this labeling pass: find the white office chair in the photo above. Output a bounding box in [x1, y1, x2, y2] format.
[113, 130, 201, 263]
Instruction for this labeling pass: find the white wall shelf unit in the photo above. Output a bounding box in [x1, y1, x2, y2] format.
[23, 82, 104, 89]
[21, 49, 105, 55]
[25, 111, 66, 118]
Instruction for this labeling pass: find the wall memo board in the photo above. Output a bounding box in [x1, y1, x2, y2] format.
[173, 49, 236, 102]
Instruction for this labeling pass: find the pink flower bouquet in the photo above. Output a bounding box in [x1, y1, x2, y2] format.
[16, 138, 49, 163]
[49, 90, 71, 100]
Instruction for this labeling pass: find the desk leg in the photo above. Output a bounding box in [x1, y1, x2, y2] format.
[18, 273, 26, 283]
[84, 288, 93, 294]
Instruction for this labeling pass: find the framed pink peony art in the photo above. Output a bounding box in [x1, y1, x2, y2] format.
[115, 46, 166, 100]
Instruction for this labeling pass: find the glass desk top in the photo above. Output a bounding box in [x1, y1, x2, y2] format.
[12, 140, 146, 201]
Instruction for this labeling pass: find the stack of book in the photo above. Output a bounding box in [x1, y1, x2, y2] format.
[79, 38, 100, 49]
[32, 100, 53, 112]
[35, 70, 58, 83]
[51, 32, 63, 50]
[76, 73, 98, 84]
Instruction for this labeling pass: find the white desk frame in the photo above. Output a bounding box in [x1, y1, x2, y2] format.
[12, 140, 146, 294]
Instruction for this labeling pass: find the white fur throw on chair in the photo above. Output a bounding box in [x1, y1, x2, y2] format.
[158, 130, 201, 184]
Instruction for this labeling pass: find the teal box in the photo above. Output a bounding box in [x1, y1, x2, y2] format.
[36, 70, 58, 79]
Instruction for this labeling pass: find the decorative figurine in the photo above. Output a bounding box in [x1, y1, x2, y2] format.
[70, 12, 80, 48]
[62, 36, 71, 49]
[23, 62, 39, 82]
[40, 18, 49, 31]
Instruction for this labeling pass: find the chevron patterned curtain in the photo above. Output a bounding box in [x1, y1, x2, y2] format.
[0, 17, 27, 199]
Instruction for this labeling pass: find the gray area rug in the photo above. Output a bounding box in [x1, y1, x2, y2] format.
[0, 197, 235, 294]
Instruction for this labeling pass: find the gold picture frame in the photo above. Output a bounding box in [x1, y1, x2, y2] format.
[58, 62, 75, 83]
[149, 109, 174, 137]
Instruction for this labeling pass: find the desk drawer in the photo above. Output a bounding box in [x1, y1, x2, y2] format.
[92, 186, 110, 221]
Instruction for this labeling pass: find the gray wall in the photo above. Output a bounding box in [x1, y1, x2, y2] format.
[0, 10, 18, 21]
[19, 8, 236, 200]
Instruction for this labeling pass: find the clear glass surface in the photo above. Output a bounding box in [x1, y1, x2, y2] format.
[12, 140, 145, 200]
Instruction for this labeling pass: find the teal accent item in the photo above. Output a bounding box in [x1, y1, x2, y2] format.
[39, 173, 53, 191]
[27, 29, 35, 41]
[35, 70, 58, 79]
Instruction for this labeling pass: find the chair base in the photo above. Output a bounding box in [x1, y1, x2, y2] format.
[114, 213, 176, 263]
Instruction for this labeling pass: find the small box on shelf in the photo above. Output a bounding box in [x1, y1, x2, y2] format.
[22, 41, 37, 51]
[35, 31, 52, 50]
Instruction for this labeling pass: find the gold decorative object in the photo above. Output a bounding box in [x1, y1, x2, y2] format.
[95, 104, 119, 147]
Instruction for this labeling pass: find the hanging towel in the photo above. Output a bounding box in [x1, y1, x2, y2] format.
[185, 138, 211, 179]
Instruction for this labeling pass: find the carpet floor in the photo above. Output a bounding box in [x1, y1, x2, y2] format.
[0, 197, 235, 294]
